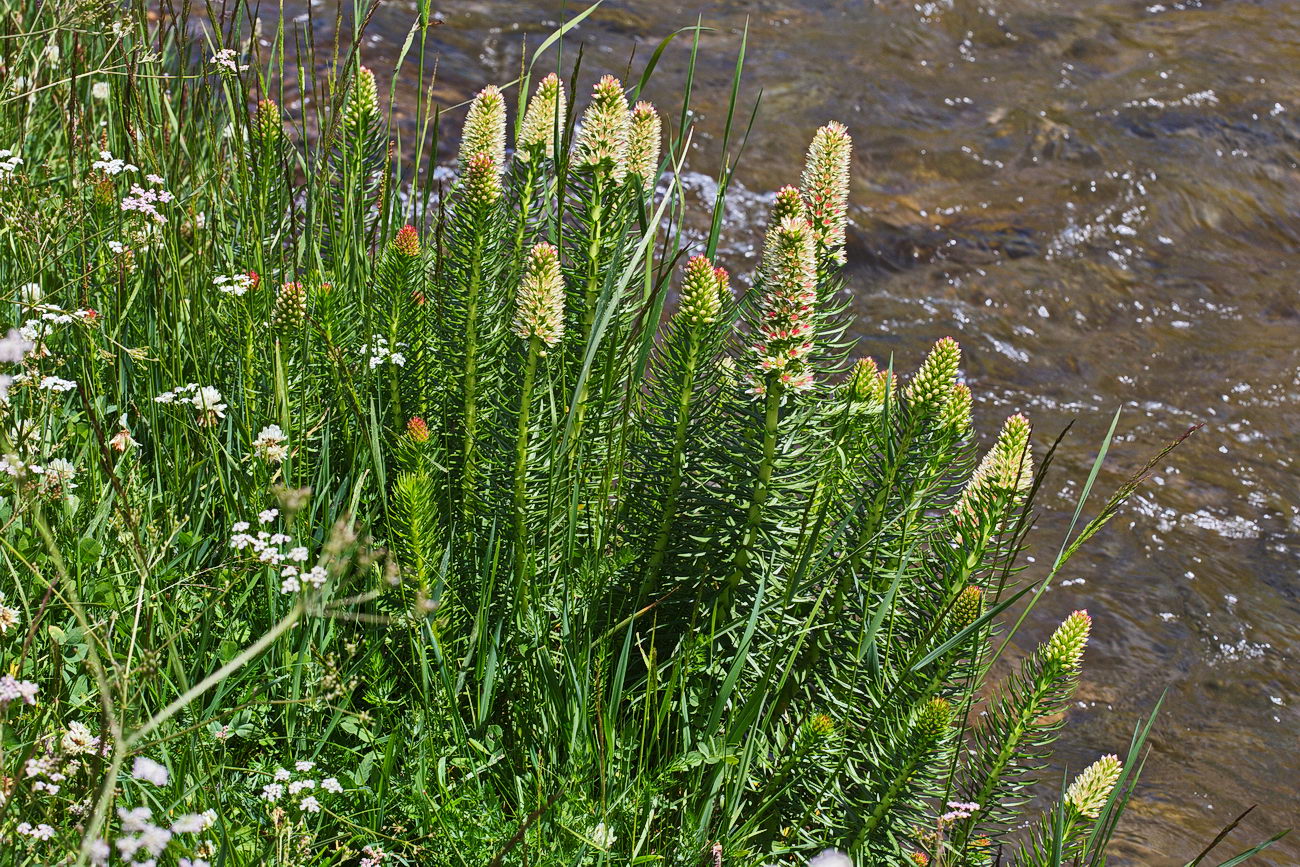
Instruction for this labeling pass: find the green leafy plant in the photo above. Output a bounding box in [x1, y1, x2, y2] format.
[0, 1, 1286, 866]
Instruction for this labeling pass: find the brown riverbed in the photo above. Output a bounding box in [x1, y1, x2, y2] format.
[270, 0, 1299, 862]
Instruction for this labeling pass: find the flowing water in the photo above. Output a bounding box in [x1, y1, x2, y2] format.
[279, 0, 1300, 861]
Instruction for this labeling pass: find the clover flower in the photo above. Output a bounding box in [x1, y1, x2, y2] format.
[1065, 754, 1122, 818]
[0, 674, 38, 706]
[61, 721, 100, 755]
[517, 73, 566, 160]
[460, 84, 507, 170]
[575, 75, 630, 180]
[0, 148, 23, 175]
[252, 424, 289, 463]
[132, 756, 170, 786]
[626, 100, 662, 190]
[40, 458, 76, 495]
[511, 242, 565, 348]
[750, 216, 818, 395]
[677, 255, 726, 326]
[191, 386, 227, 426]
[0, 591, 18, 633]
[800, 121, 851, 265]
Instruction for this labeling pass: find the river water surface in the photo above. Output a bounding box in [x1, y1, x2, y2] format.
[282, 0, 1299, 861]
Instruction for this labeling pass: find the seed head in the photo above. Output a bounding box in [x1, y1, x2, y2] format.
[1043, 609, 1091, 670]
[906, 337, 961, 414]
[460, 84, 507, 170]
[626, 101, 662, 190]
[770, 185, 807, 226]
[406, 417, 430, 443]
[575, 75, 629, 180]
[254, 99, 283, 147]
[800, 121, 851, 265]
[795, 712, 837, 755]
[392, 224, 420, 258]
[941, 382, 973, 437]
[953, 413, 1033, 535]
[517, 73, 566, 160]
[678, 255, 723, 326]
[1065, 754, 1122, 819]
[460, 151, 503, 206]
[950, 585, 983, 630]
[272, 281, 307, 330]
[751, 216, 818, 394]
[512, 242, 565, 349]
[340, 67, 379, 135]
[847, 357, 882, 404]
[913, 697, 952, 745]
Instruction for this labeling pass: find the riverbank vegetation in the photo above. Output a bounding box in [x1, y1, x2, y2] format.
[0, 1, 1284, 865]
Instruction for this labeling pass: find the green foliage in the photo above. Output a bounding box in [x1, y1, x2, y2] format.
[0, 2, 1278, 867]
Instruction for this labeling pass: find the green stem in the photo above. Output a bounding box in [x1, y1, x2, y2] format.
[857, 740, 932, 847]
[955, 672, 1056, 854]
[641, 330, 700, 595]
[513, 339, 540, 580]
[461, 235, 486, 511]
[513, 163, 538, 263]
[728, 378, 782, 593]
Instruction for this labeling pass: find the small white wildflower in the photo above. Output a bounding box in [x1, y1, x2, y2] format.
[261, 782, 285, 800]
[92, 150, 138, 176]
[18, 282, 42, 306]
[39, 375, 78, 392]
[258, 508, 279, 524]
[302, 566, 328, 589]
[321, 776, 342, 793]
[62, 721, 100, 755]
[280, 574, 301, 593]
[298, 794, 321, 813]
[91, 81, 111, 100]
[288, 779, 315, 795]
[209, 48, 249, 73]
[288, 546, 308, 562]
[273, 767, 292, 782]
[190, 386, 227, 425]
[232, 521, 250, 532]
[170, 811, 215, 833]
[88, 838, 111, 865]
[295, 760, 315, 772]
[132, 755, 170, 786]
[252, 424, 289, 462]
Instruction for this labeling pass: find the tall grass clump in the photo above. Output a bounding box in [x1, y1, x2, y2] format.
[0, 1, 1286, 866]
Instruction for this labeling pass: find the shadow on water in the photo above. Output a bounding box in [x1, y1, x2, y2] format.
[239, 0, 1300, 861]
